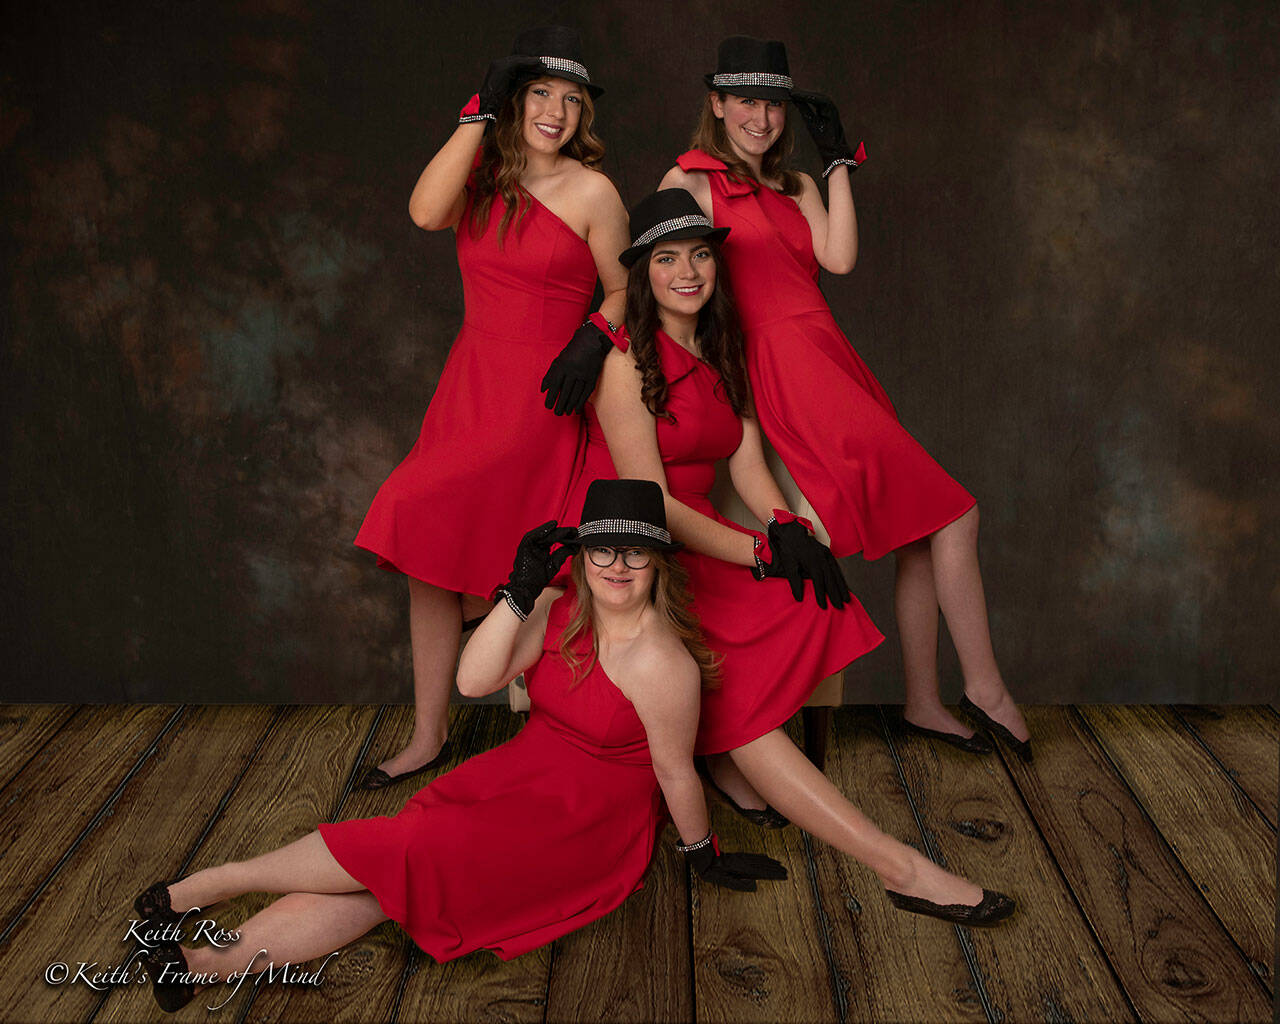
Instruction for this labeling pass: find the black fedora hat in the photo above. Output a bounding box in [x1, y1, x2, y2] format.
[567, 479, 682, 551]
[619, 189, 730, 268]
[703, 36, 793, 101]
[512, 25, 603, 98]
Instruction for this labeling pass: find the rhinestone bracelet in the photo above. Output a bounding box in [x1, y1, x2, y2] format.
[495, 588, 528, 622]
[675, 831, 714, 853]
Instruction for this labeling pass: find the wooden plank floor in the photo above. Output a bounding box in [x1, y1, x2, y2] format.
[0, 704, 1273, 1024]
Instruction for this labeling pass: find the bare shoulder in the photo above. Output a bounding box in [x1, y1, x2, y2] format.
[659, 164, 696, 190]
[794, 171, 821, 201]
[619, 624, 699, 701]
[572, 164, 624, 204]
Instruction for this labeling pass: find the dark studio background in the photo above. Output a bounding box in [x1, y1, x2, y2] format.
[2, 1, 1276, 702]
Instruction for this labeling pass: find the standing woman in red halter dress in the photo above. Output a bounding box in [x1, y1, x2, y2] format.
[560, 189, 1015, 926]
[352, 27, 630, 787]
[659, 37, 1032, 760]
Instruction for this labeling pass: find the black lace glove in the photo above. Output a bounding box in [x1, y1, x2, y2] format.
[541, 319, 614, 416]
[756, 515, 850, 610]
[493, 520, 578, 620]
[681, 833, 788, 892]
[789, 90, 867, 179]
[459, 55, 544, 123]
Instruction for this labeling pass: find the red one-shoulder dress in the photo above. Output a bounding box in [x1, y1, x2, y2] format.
[675, 150, 975, 561]
[558, 330, 883, 753]
[319, 587, 665, 961]
[354, 193, 591, 598]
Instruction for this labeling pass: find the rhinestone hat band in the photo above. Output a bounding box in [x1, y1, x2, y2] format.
[712, 71, 794, 90]
[631, 214, 716, 249]
[540, 56, 591, 83]
[577, 519, 673, 545]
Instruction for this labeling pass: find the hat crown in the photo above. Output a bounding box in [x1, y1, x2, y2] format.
[714, 36, 790, 76]
[628, 189, 710, 243]
[512, 24, 586, 62]
[576, 479, 676, 548]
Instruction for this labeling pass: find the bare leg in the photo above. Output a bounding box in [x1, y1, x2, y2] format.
[376, 577, 462, 777]
[928, 506, 1029, 741]
[895, 540, 976, 738]
[731, 730, 986, 906]
[167, 832, 363, 914]
[705, 751, 768, 811]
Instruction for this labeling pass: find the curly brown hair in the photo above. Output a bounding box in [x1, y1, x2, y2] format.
[623, 240, 751, 420]
[690, 91, 802, 196]
[469, 77, 606, 245]
[559, 549, 720, 689]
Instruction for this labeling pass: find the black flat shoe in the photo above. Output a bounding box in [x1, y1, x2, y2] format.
[958, 696, 1033, 762]
[900, 717, 994, 754]
[134, 880, 179, 925]
[886, 887, 1016, 927]
[141, 940, 197, 1012]
[357, 741, 452, 791]
[696, 758, 790, 829]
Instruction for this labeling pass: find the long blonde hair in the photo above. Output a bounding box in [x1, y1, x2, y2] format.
[469, 78, 606, 245]
[559, 549, 720, 689]
[689, 91, 802, 196]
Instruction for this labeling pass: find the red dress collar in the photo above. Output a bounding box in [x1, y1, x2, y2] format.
[675, 149, 759, 197]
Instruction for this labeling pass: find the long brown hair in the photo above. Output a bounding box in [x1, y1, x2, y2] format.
[468, 77, 606, 245]
[624, 240, 751, 419]
[690, 91, 802, 196]
[559, 549, 720, 689]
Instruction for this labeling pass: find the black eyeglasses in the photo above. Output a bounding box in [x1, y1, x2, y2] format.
[587, 546, 652, 570]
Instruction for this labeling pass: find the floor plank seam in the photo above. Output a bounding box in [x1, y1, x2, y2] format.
[331, 703, 389, 820]
[800, 828, 848, 1024]
[992, 734, 1142, 1023]
[0, 705, 186, 950]
[0, 705, 80, 796]
[1168, 706, 1277, 834]
[1071, 707, 1276, 1000]
[874, 705, 999, 1024]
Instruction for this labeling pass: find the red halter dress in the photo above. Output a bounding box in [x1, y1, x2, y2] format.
[675, 150, 975, 561]
[558, 330, 883, 753]
[319, 588, 665, 961]
[354, 192, 591, 598]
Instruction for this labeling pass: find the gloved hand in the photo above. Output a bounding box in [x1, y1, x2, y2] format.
[682, 833, 788, 892]
[789, 90, 868, 179]
[540, 317, 615, 416]
[459, 55, 544, 123]
[754, 512, 850, 610]
[493, 520, 578, 619]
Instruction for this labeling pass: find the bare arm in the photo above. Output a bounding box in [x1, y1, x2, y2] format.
[408, 122, 486, 231]
[456, 587, 564, 697]
[594, 348, 758, 567]
[795, 169, 858, 274]
[622, 642, 709, 846]
[726, 416, 790, 525]
[583, 173, 631, 328]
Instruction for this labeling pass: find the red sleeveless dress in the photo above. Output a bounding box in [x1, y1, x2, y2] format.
[676, 150, 975, 561]
[354, 193, 592, 598]
[558, 330, 883, 754]
[319, 588, 665, 961]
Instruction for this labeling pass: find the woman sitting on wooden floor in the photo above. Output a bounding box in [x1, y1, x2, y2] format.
[130, 479, 784, 1012]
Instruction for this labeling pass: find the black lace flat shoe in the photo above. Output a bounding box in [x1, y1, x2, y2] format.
[357, 741, 452, 791]
[886, 887, 1016, 927]
[958, 696, 1033, 762]
[141, 940, 197, 1012]
[696, 758, 790, 829]
[900, 717, 994, 754]
[134, 880, 179, 925]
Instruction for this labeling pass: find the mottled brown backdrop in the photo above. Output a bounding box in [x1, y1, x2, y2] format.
[3, 1, 1276, 702]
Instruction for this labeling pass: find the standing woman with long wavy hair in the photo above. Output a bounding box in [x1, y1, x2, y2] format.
[353, 27, 630, 787]
[659, 37, 1032, 760]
